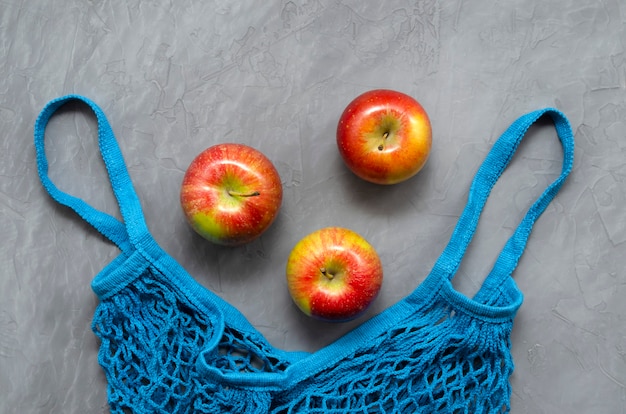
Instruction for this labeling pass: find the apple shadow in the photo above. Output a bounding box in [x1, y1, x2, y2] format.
[284, 299, 381, 353]
[332, 153, 435, 219]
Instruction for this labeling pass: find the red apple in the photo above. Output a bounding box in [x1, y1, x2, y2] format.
[336, 89, 432, 184]
[180, 143, 283, 246]
[286, 227, 383, 322]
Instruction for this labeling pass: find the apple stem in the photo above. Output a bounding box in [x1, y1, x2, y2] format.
[378, 131, 390, 151]
[228, 190, 261, 197]
[320, 267, 334, 280]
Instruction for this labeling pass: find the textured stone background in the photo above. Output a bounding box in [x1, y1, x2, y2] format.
[1, 0, 625, 412]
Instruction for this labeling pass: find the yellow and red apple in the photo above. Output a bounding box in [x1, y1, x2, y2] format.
[336, 89, 432, 184]
[286, 227, 383, 322]
[180, 143, 283, 246]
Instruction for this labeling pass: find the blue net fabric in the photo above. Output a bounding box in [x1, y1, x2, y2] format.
[35, 95, 574, 414]
[92, 263, 515, 413]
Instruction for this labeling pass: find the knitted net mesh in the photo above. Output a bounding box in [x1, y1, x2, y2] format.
[93, 263, 514, 414]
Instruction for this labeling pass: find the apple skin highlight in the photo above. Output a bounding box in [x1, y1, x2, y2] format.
[337, 89, 432, 185]
[180, 143, 283, 246]
[286, 227, 383, 322]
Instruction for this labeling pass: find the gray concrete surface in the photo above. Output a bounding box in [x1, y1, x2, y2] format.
[1, 0, 625, 412]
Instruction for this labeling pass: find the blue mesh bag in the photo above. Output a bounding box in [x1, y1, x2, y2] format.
[35, 95, 574, 413]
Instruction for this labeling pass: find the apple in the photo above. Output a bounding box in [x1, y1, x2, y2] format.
[286, 227, 383, 322]
[180, 143, 283, 246]
[336, 89, 432, 184]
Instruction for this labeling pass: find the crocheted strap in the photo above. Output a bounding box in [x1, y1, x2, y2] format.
[428, 108, 574, 300]
[34, 95, 150, 252]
